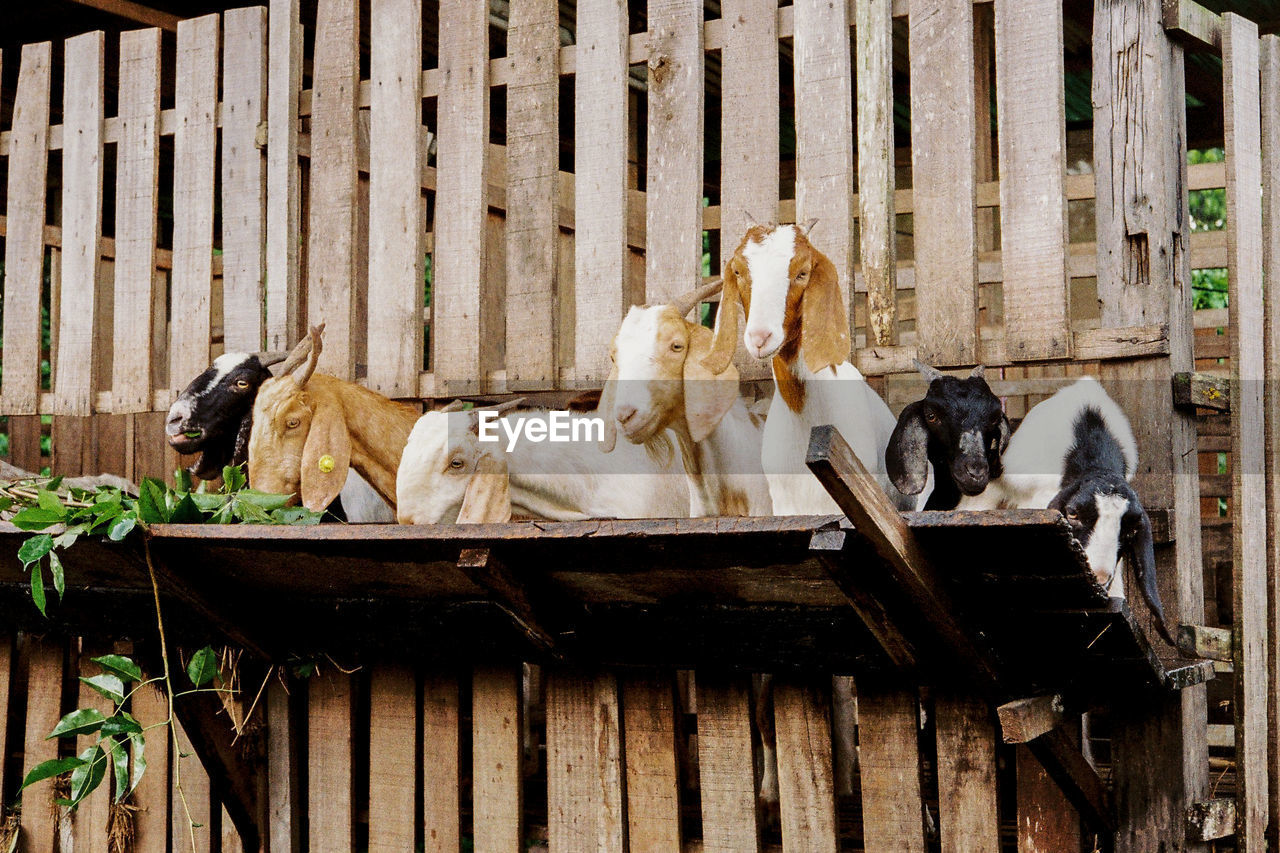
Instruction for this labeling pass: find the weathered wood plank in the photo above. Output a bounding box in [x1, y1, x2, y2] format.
[221, 6, 268, 352]
[573, 0, 631, 382]
[857, 0, 897, 347]
[75, 644, 115, 848]
[171, 718, 213, 853]
[997, 695, 1065, 744]
[546, 671, 625, 851]
[1224, 13, 1268, 849]
[473, 666, 523, 851]
[367, 0, 424, 397]
[267, 679, 301, 853]
[266, 0, 303, 351]
[645, 0, 704, 306]
[1016, 746, 1080, 853]
[696, 674, 760, 853]
[20, 639, 63, 852]
[994, 0, 1070, 360]
[1187, 798, 1236, 842]
[52, 33, 105, 416]
[858, 686, 927, 853]
[773, 678, 838, 853]
[1, 42, 51, 415]
[936, 694, 1000, 853]
[433, 0, 490, 394]
[132, 675, 172, 853]
[622, 672, 683, 850]
[793, 0, 854, 319]
[305, 0, 360, 378]
[908, 0, 977, 365]
[308, 674, 355, 849]
[368, 664, 416, 851]
[503, 0, 560, 390]
[1162, 0, 1223, 49]
[422, 674, 460, 853]
[1172, 371, 1231, 412]
[169, 14, 220, 389]
[0, 636, 10, 799]
[111, 28, 162, 413]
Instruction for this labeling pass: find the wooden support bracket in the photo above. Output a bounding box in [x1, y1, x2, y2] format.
[997, 695, 1065, 744]
[1162, 0, 1223, 50]
[1172, 372, 1230, 413]
[457, 547, 559, 657]
[1186, 798, 1236, 841]
[806, 424, 1116, 832]
[1178, 624, 1232, 661]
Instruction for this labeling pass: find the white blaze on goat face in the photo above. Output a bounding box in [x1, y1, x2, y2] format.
[1083, 492, 1129, 592]
[397, 411, 484, 524]
[609, 305, 689, 443]
[741, 225, 796, 359]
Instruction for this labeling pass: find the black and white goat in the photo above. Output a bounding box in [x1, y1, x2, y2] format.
[165, 349, 394, 522]
[958, 377, 1174, 644]
[886, 361, 1010, 510]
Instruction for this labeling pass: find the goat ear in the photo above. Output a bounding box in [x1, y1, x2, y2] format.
[684, 325, 740, 443]
[299, 397, 352, 512]
[885, 401, 931, 495]
[1127, 503, 1176, 647]
[801, 251, 850, 373]
[457, 454, 512, 523]
[704, 262, 743, 376]
[597, 367, 619, 453]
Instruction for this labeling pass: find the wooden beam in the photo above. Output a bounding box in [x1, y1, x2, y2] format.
[63, 0, 182, 31]
[457, 548, 558, 656]
[1161, 0, 1222, 50]
[1177, 624, 1232, 661]
[997, 695, 1065, 744]
[1172, 372, 1230, 412]
[1186, 798, 1236, 842]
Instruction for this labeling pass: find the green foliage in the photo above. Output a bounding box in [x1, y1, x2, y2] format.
[1188, 148, 1228, 310]
[186, 646, 219, 688]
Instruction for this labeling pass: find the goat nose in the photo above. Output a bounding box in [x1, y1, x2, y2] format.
[616, 404, 638, 424]
[748, 329, 773, 351]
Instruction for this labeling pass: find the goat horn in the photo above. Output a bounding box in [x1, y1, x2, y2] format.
[438, 399, 469, 413]
[253, 351, 289, 368]
[970, 364, 986, 379]
[487, 397, 526, 415]
[743, 210, 761, 227]
[671, 278, 725, 319]
[913, 359, 945, 385]
[292, 324, 325, 388]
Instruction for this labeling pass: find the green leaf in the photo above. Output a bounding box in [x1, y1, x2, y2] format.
[221, 465, 247, 494]
[36, 489, 65, 515]
[271, 506, 323, 526]
[100, 713, 143, 738]
[137, 479, 169, 524]
[190, 492, 230, 513]
[49, 551, 64, 602]
[48, 708, 107, 739]
[109, 737, 129, 803]
[106, 516, 137, 542]
[68, 744, 107, 806]
[126, 731, 146, 798]
[231, 500, 272, 524]
[79, 673, 125, 704]
[11, 507, 66, 530]
[45, 476, 64, 492]
[53, 523, 86, 550]
[187, 646, 218, 687]
[0, 495, 13, 513]
[18, 533, 54, 566]
[235, 490, 292, 511]
[92, 654, 143, 683]
[20, 756, 87, 790]
[168, 493, 203, 524]
[31, 565, 46, 616]
[173, 468, 194, 494]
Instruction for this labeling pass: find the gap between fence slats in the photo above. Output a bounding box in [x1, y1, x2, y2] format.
[368, 665, 417, 851]
[0, 43, 51, 415]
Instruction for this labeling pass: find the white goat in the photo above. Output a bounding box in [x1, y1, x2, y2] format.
[597, 281, 772, 517]
[704, 222, 910, 515]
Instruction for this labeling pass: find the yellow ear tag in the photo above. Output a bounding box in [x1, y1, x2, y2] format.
[318, 454, 336, 473]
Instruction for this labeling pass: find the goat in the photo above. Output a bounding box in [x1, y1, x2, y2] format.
[886, 361, 1010, 510]
[704, 222, 910, 515]
[958, 377, 1174, 644]
[247, 326, 423, 514]
[597, 280, 772, 516]
[166, 343, 395, 522]
[396, 405, 691, 524]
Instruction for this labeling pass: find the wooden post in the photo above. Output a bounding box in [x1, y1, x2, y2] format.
[546, 671, 625, 851]
[696, 674, 761, 853]
[171, 718, 214, 853]
[266, 0, 303, 351]
[1016, 746, 1081, 852]
[936, 694, 1000, 853]
[20, 639, 64, 852]
[622, 672, 683, 850]
[132, 674, 172, 852]
[0, 636, 10, 799]
[472, 666, 524, 851]
[308, 674, 355, 849]
[368, 665, 417, 850]
[858, 685, 927, 853]
[773, 678, 838, 852]
[74, 645, 115, 848]
[422, 674, 461, 852]
[857, 0, 898, 348]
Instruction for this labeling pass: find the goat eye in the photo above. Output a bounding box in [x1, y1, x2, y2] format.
[286, 417, 300, 429]
[1065, 509, 1079, 521]
[235, 379, 250, 389]
[449, 458, 465, 470]
[671, 341, 685, 352]
[924, 410, 939, 424]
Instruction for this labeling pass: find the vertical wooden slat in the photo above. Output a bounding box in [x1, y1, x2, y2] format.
[993, 0, 1070, 361]
[473, 666, 523, 851]
[222, 806, 245, 852]
[132, 679, 172, 852]
[1260, 33, 1280, 851]
[266, 0, 302, 351]
[433, 0, 490, 394]
[74, 645, 115, 847]
[170, 14, 220, 388]
[0, 636, 10, 799]
[645, 0, 704, 306]
[52, 32, 105, 416]
[111, 28, 162, 413]
[772, 679, 837, 853]
[308, 674, 355, 849]
[546, 671, 625, 852]
[369, 665, 416, 851]
[305, 0, 359, 377]
[1223, 13, 1268, 849]
[858, 687, 927, 853]
[504, 0, 560, 390]
[1015, 746, 1080, 852]
[21, 639, 64, 852]
[857, 0, 898, 348]
[793, 0, 854, 316]
[935, 695, 999, 853]
[696, 675, 760, 853]
[366, 0, 424, 397]
[422, 674, 460, 853]
[1, 42, 51, 414]
[267, 679, 301, 853]
[222, 6, 268, 353]
[622, 672, 683, 850]
[573, 0, 630, 382]
[908, 0, 978, 366]
[172, 719, 213, 853]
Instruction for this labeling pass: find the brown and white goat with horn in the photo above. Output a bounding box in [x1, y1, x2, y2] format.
[596, 279, 771, 516]
[247, 325, 422, 513]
